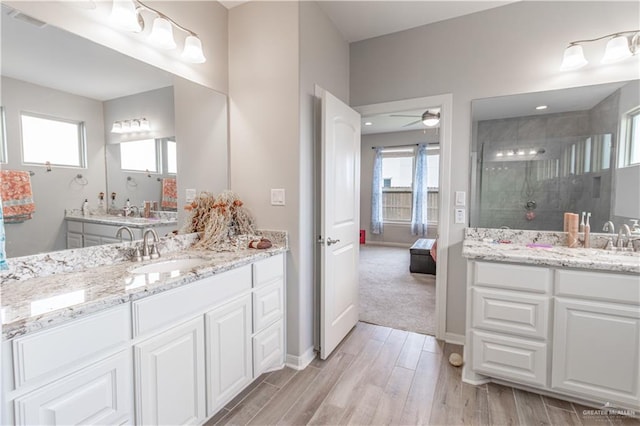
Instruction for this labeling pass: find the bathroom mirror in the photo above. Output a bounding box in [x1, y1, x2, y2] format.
[470, 79, 640, 232]
[0, 5, 228, 257]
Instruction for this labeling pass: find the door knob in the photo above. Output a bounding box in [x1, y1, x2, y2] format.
[327, 238, 340, 246]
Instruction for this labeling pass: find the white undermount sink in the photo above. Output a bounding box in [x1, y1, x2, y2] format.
[130, 257, 209, 274]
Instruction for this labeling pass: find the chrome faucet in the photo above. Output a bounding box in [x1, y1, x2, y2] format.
[616, 224, 632, 250]
[603, 221, 615, 234]
[142, 228, 160, 260]
[115, 226, 134, 242]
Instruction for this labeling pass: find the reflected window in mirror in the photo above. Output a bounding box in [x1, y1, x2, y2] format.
[621, 107, 640, 166]
[120, 139, 159, 173]
[0, 107, 6, 164]
[21, 113, 86, 168]
[165, 138, 177, 174]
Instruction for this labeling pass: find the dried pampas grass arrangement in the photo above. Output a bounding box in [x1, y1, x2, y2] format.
[181, 190, 257, 250]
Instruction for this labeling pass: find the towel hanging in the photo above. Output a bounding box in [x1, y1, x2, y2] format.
[0, 170, 36, 223]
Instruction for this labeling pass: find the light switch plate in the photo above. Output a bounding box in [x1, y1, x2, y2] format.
[185, 188, 196, 202]
[455, 208, 466, 224]
[455, 191, 466, 206]
[271, 188, 285, 206]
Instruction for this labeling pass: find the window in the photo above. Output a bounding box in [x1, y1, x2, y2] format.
[381, 146, 439, 223]
[0, 107, 6, 164]
[166, 139, 177, 174]
[120, 139, 159, 173]
[21, 113, 85, 167]
[625, 107, 640, 166]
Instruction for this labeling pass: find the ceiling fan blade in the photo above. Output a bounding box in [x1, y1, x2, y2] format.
[402, 119, 422, 127]
[390, 114, 421, 118]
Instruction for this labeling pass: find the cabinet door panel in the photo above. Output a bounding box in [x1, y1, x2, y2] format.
[253, 280, 284, 333]
[206, 295, 252, 415]
[552, 298, 640, 409]
[66, 232, 83, 249]
[14, 351, 131, 426]
[253, 320, 285, 378]
[471, 330, 547, 387]
[135, 317, 205, 425]
[472, 287, 549, 339]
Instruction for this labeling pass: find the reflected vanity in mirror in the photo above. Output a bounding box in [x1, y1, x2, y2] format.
[0, 4, 228, 257]
[470, 80, 640, 232]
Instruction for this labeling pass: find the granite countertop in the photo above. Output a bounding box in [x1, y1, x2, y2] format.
[463, 228, 640, 274]
[65, 211, 178, 228]
[1, 231, 287, 340]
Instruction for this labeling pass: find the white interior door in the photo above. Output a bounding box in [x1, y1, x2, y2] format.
[319, 89, 361, 360]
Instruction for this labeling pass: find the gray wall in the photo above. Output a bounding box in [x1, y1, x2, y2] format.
[105, 86, 176, 210]
[1, 76, 106, 257]
[360, 129, 439, 245]
[229, 1, 349, 361]
[350, 1, 640, 336]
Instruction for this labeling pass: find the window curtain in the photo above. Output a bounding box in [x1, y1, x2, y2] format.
[371, 147, 384, 234]
[0, 198, 7, 270]
[411, 144, 428, 236]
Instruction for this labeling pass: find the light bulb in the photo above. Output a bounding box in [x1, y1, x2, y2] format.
[560, 44, 588, 71]
[111, 122, 122, 134]
[139, 118, 150, 131]
[148, 17, 176, 50]
[110, 0, 141, 32]
[182, 35, 206, 63]
[422, 117, 440, 127]
[601, 35, 632, 64]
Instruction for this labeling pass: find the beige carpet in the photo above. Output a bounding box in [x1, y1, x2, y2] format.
[359, 244, 436, 335]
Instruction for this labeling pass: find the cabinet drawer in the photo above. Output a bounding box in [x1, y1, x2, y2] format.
[253, 320, 284, 378]
[66, 220, 83, 233]
[471, 330, 548, 387]
[12, 304, 130, 389]
[555, 270, 640, 305]
[132, 265, 251, 337]
[13, 350, 132, 426]
[474, 261, 551, 293]
[83, 223, 120, 238]
[472, 287, 549, 339]
[253, 280, 284, 333]
[253, 254, 284, 288]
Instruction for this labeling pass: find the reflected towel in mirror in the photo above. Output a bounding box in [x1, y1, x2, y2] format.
[161, 177, 177, 210]
[0, 170, 36, 223]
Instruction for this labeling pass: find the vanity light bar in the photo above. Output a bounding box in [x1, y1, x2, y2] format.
[111, 118, 150, 134]
[560, 29, 639, 71]
[110, 0, 206, 64]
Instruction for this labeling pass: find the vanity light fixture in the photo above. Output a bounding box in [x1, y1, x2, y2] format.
[560, 30, 639, 71]
[496, 152, 504, 157]
[109, 0, 206, 63]
[111, 118, 150, 134]
[364, 121, 373, 126]
[535, 105, 548, 110]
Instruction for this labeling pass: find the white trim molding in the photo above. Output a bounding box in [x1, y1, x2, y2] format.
[285, 346, 316, 371]
[444, 332, 465, 346]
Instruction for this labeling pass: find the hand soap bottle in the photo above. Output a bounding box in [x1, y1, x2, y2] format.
[82, 199, 89, 216]
[584, 212, 591, 248]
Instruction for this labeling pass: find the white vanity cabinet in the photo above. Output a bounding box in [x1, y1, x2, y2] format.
[465, 260, 640, 411]
[552, 270, 640, 409]
[66, 219, 176, 248]
[2, 304, 133, 426]
[2, 252, 287, 426]
[135, 317, 206, 425]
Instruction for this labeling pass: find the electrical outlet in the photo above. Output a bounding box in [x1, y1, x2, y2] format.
[271, 189, 285, 206]
[455, 191, 466, 206]
[185, 188, 196, 202]
[455, 208, 466, 224]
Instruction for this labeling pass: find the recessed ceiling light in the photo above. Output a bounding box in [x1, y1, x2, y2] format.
[364, 121, 373, 126]
[535, 105, 548, 110]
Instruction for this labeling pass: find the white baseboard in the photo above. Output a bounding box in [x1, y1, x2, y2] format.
[444, 332, 465, 346]
[364, 241, 411, 248]
[285, 346, 316, 370]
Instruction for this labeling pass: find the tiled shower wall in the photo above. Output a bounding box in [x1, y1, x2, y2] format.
[476, 90, 619, 231]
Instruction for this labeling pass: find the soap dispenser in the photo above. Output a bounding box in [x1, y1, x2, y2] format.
[82, 199, 89, 216]
[584, 212, 591, 248]
[630, 219, 640, 235]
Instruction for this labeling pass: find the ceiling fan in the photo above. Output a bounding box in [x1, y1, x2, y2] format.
[391, 110, 441, 127]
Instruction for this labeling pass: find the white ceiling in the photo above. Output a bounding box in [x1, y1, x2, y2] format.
[316, 1, 516, 43]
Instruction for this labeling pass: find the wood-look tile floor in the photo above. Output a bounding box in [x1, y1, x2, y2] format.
[206, 322, 638, 425]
